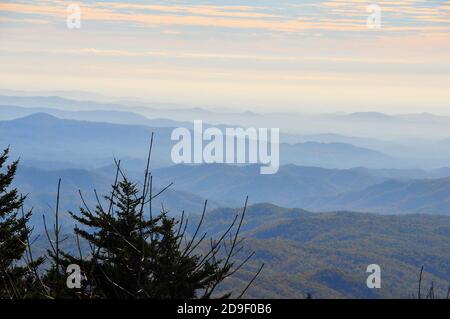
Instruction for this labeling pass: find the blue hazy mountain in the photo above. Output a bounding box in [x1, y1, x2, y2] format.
[0, 104, 191, 127]
[349, 166, 450, 180]
[5, 94, 450, 141]
[0, 113, 174, 168]
[313, 177, 450, 214]
[0, 104, 414, 169]
[0, 113, 397, 169]
[152, 164, 387, 208]
[153, 164, 450, 214]
[281, 142, 396, 168]
[14, 165, 220, 231]
[19, 160, 450, 216]
[4, 95, 450, 168]
[0, 95, 149, 112]
[4, 112, 450, 214]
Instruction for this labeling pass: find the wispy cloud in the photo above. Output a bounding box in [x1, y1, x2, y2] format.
[1, 0, 449, 33]
[3, 46, 448, 66]
[1, 0, 449, 112]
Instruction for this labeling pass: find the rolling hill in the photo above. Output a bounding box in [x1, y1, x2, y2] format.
[27, 202, 450, 298]
[197, 204, 450, 298]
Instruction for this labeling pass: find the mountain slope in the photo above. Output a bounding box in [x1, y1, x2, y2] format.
[0, 113, 174, 168]
[154, 164, 450, 215]
[0, 113, 397, 170]
[200, 204, 450, 298]
[153, 164, 385, 207]
[313, 177, 450, 214]
[14, 165, 219, 231]
[0, 95, 144, 111]
[281, 142, 396, 168]
[0, 104, 191, 127]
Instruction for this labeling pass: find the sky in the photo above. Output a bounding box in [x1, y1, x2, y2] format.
[0, 0, 449, 114]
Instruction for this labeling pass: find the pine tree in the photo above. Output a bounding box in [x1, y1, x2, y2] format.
[41, 139, 262, 299]
[60, 176, 220, 298]
[0, 147, 41, 298]
[150, 213, 229, 299]
[64, 177, 161, 298]
[51, 171, 257, 299]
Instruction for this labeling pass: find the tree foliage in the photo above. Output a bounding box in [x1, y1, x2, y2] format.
[0, 148, 43, 298]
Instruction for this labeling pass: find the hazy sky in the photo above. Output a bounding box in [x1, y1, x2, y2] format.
[0, 0, 449, 113]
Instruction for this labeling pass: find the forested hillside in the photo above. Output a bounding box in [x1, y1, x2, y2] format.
[195, 204, 450, 298]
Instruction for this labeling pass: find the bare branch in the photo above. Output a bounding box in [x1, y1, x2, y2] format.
[237, 263, 265, 299]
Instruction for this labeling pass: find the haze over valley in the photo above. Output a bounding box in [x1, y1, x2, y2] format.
[1, 91, 450, 297]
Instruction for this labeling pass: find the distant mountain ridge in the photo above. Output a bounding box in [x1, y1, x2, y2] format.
[0, 104, 191, 127]
[0, 95, 146, 112]
[0, 113, 174, 168]
[152, 163, 385, 207]
[4, 96, 450, 168]
[4, 94, 450, 142]
[281, 141, 395, 168]
[2, 111, 450, 215]
[0, 112, 398, 169]
[14, 165, 222, 231]
[153, 164, 450, 215]
[314, 176, 450, 214]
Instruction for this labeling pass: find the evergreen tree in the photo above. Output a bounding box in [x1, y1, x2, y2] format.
[38, 138, 262, 299]
[0, 148, 41, 298]
[151, 213, 230, 299]
[64, 178, 161, 298]
[50, 172, 254, 299]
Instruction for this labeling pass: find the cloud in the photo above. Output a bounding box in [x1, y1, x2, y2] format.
[3, 46, 447, 65]
[1, 0, 448, 34]
[1, 0, 449, 112]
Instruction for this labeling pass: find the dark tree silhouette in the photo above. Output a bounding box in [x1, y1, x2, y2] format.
[39, 137, 263, 299]
[0, 147, 43, 298]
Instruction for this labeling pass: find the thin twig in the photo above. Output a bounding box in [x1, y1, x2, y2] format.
[237, 263, 264, 299]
